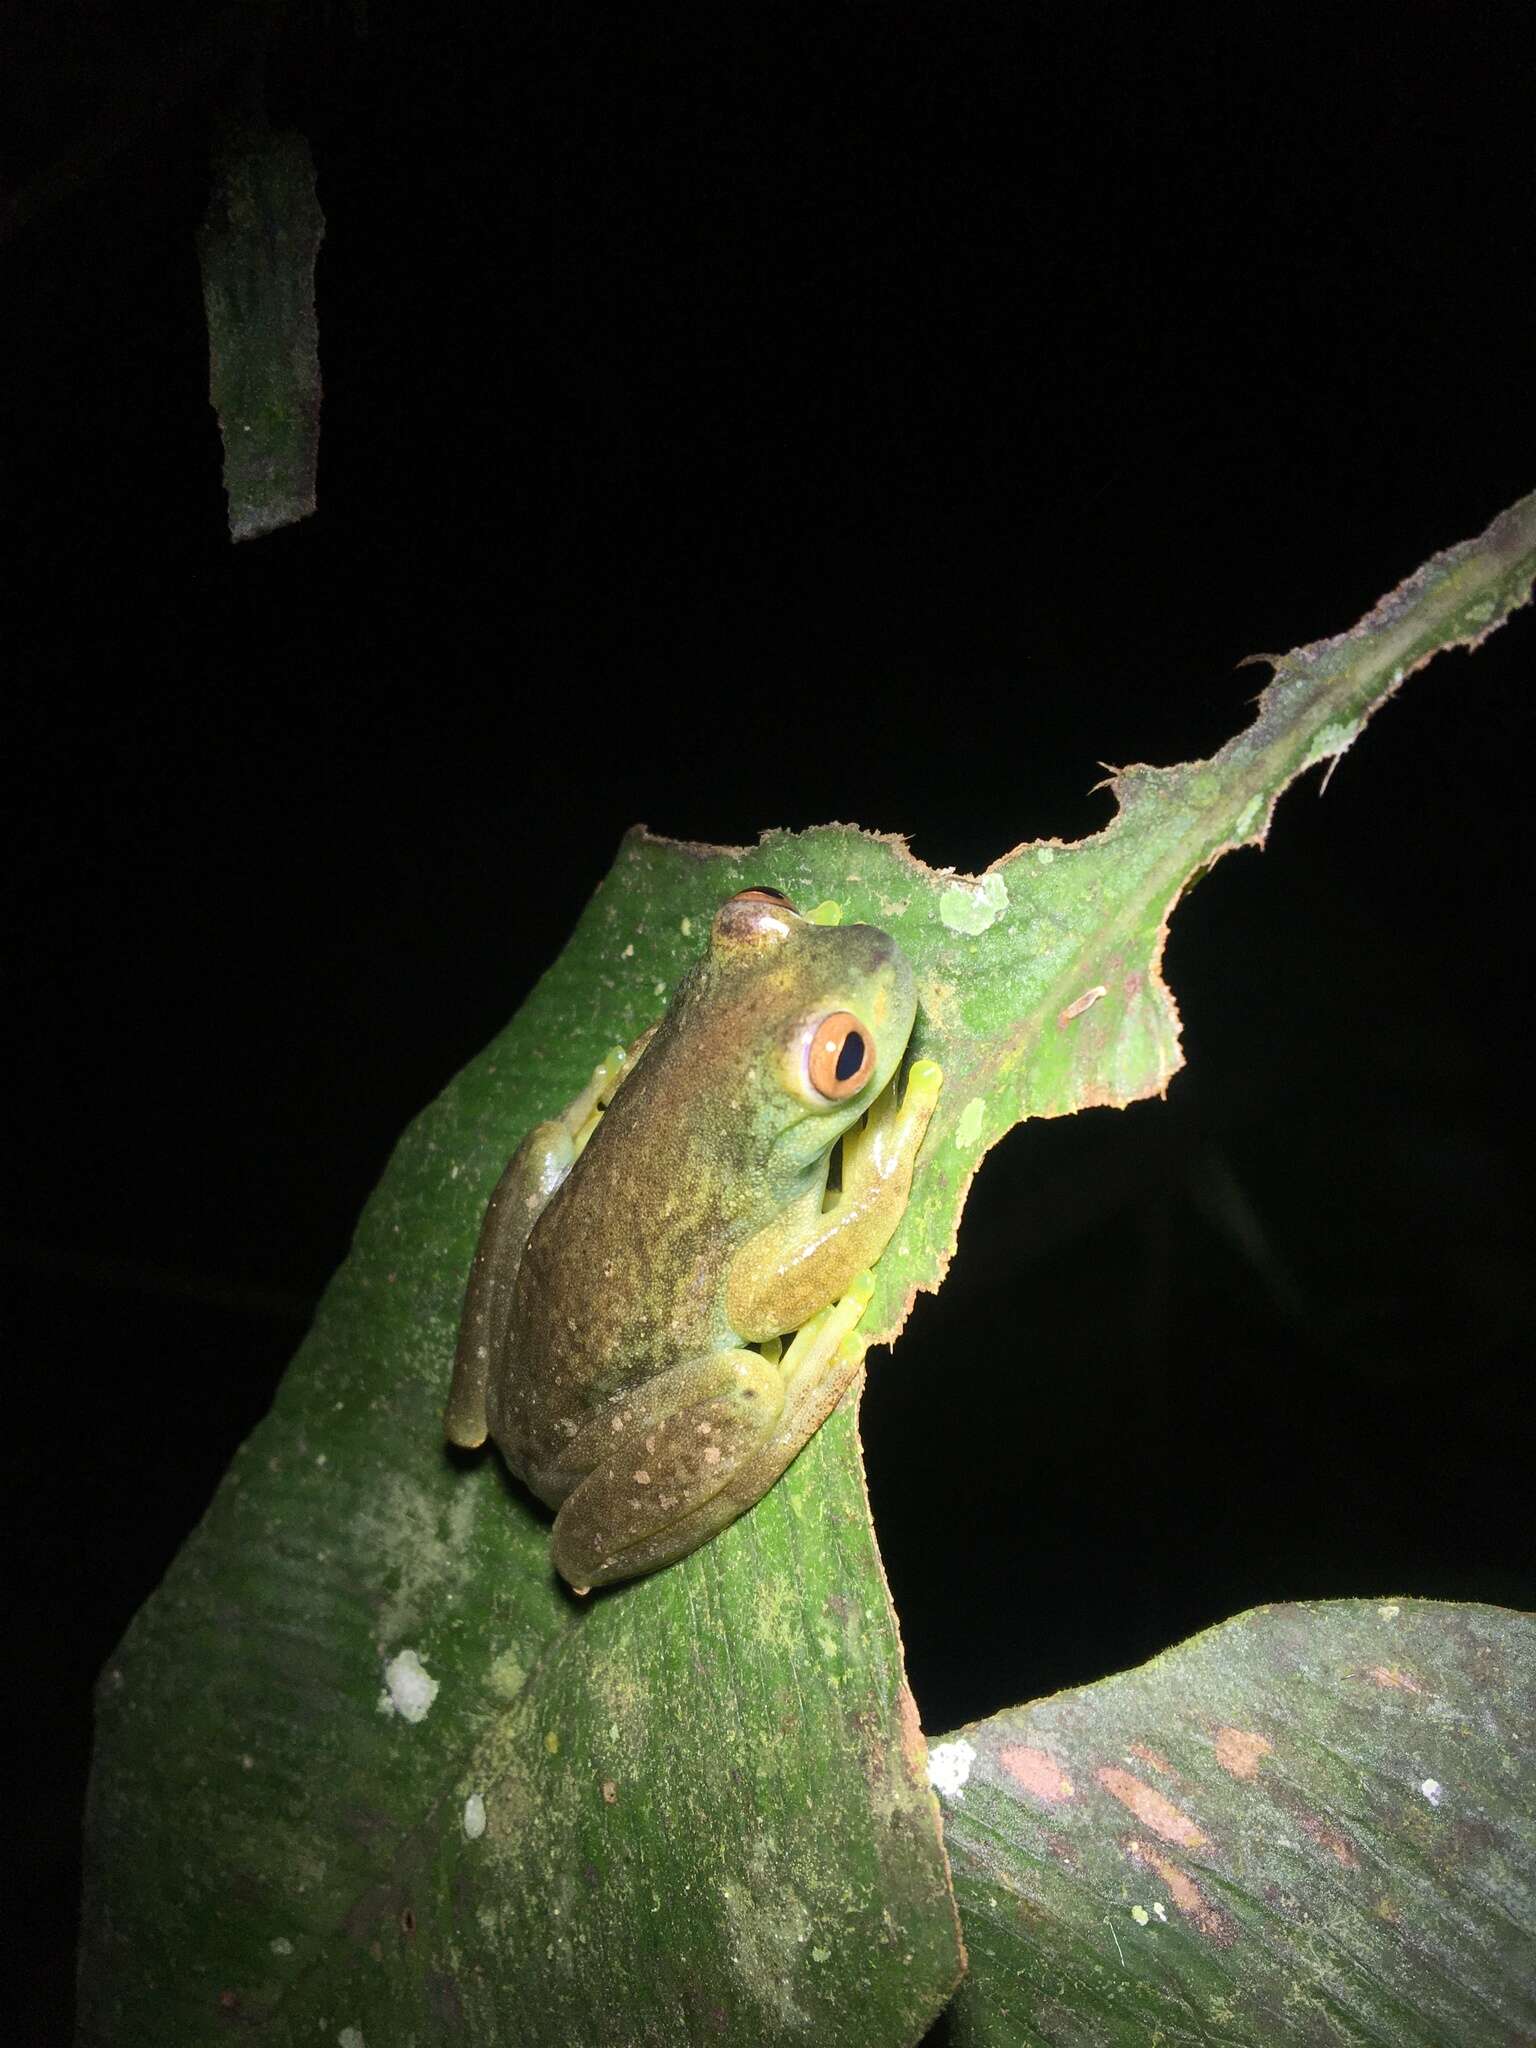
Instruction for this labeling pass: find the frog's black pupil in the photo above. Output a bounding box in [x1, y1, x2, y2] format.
[836, 1031, 866, 1083]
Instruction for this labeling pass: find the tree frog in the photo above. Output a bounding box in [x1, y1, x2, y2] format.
[445, 887, 942, 1590]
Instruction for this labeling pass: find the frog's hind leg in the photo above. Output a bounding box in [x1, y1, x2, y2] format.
[550, 1280, 877, 1591]
[617, 1279, 876, 1584]
[445, 1044, 634, 1450]
[550, 1348, 788, 1590]
[445, 1119, 575, 1447]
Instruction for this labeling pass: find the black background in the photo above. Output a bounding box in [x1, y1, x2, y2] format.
[7, 8, 1534, 2041]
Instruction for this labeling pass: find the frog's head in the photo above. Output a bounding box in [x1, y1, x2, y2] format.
[695, 887, 918, 1177]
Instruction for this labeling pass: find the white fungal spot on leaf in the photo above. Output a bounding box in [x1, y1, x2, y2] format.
[928, 1739, 977, 1799]
[377, 1649, 439, 1723]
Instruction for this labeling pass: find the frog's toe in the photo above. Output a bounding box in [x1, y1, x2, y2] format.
[904, 1057, 943, 1107]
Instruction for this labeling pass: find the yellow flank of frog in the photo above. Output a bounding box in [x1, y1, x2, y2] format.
[445, 887, 942, 1591]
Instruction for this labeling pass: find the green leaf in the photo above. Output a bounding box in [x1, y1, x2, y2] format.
[76, 854, 965, 2047]
[78, 490, 1535, 2044]
[933, 1599, 1536, 2046]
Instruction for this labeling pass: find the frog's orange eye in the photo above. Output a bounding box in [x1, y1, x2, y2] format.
[732, 887, 795, 908]
[806, 1012, 875, 1099]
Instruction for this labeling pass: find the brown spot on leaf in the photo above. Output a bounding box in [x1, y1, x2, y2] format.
[1124, 1838, 1237, 1946]
[1097, 1767, 1206, 1846]
[1364, 1665, 1424, 1692]
[1297, 1810, 1360, 1868]
[1059, 983, 1107, 1023]
[1128, 1743, 1173, 1776]
[1214, 1726, 1273, 1780]
[601, 1779, 618, 1805]
[998, 1745, 1075, 1804]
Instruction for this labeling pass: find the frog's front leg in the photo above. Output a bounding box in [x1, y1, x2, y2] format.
[726, 1058, 942, 1342]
